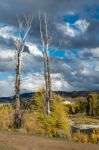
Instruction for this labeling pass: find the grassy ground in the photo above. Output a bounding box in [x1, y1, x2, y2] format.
[0, 131, 99, 150]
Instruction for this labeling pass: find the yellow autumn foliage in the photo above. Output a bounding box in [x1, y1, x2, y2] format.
[90, 129, 99, 143]
[73, 131, 89, 143]
[0, 105, 13, 129]
[32, 91, 71, 138]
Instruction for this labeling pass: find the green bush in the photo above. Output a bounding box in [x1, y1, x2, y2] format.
[87, 93, 98, 116]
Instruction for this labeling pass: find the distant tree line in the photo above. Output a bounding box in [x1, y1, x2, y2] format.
[64, 93, 99, 116]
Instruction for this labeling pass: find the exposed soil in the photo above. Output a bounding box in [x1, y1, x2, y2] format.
[0, 131, 99, 150]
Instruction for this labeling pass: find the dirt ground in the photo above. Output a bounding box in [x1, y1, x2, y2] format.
[0, 131, 99, 150]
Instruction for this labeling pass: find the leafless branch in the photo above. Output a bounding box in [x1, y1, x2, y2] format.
[39, 11, 44, 55]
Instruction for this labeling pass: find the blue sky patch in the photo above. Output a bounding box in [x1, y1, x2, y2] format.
[92, 14, 99, 20]
[63, 14, 80, 24]
[49, 48, 65, 58]
[49, 48, 71, 59]
[71, 49, 80, 56]
[70, 24, 80, 31]
[0, 72, 12, 80]
[20, 31, 25, 39]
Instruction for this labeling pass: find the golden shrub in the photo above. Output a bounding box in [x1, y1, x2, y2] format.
[90, 129, 99, 143]
[34, 93, 71, 138]
[73, 131, 89, 143]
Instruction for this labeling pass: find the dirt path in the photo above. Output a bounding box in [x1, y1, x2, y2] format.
[0, 131, 99, 150]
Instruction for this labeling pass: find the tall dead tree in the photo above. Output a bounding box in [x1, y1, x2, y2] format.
[39, 13, 52, 115]
[14, 15, 32, 128]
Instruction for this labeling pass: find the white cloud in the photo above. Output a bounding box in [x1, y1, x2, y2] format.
[0, 49, 15, 59]
[0, 72, 73, 97]
[21, 73, 72, 93]
[21, 73, 73, 93]
[26, 42, 43, 57]
[75, 19, 89, 32]
[57, 19, 89, 37]
[21, 73, 45, 92]
[0, 76, 15, 97]
[90, 47, 99, 57]
[0, 25, 16, 39]
[51, 73, 73, 91]
[58, 23, 77, 37]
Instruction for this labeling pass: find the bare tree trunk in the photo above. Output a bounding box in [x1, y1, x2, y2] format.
[15, 52, 21, 112]
[44, 51, 51, 114]
[46, 52, 52, 102]
[39, 12, 52, 115]
[14, 48, 22, 128]
[14, 16, 32, 128]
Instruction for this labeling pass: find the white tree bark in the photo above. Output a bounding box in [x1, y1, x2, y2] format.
[39, 12, 52, 115]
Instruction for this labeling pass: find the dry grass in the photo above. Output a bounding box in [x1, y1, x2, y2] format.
[70, 115, 99, 125]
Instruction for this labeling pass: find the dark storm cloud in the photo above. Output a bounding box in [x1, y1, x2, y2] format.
[0, 0, 87, 24]
[0, 0, 97, 25]
[1, 0, 99, 94]
[0, 0, 99, 50]
[0, 0, 99, 22]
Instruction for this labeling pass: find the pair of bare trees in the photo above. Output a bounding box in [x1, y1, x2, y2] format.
[14, 14, 52, 128]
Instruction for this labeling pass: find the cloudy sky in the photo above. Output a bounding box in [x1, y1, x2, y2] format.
[0, 0, 99, 97]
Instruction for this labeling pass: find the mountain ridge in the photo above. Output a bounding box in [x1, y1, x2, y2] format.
[0, 90, 99, 103]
